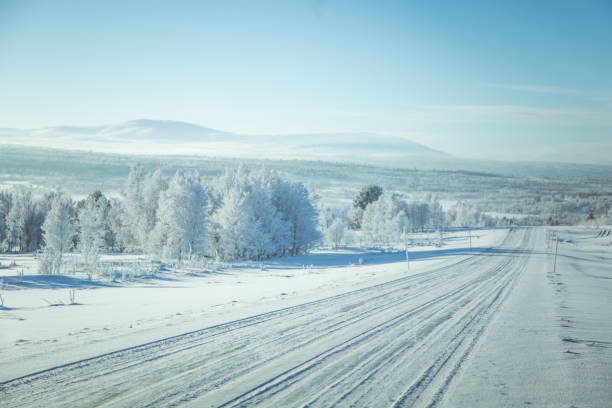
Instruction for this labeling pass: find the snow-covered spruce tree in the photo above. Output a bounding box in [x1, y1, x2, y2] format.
[153, 171, 207, 262]
[350, 184, 383, 230]
[40, 195, 76, 274]
[78, 200, 104, 273]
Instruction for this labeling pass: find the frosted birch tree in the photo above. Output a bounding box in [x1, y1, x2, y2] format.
[78, 201, 104, 273]
[40, 195, 75, 274]
[208, 166, 318, 261]
[121, 164, 146, 252]
[270, 178, 320, 256]
[155, 171, 207, 261]
[5, 189, 44, 252]
[141, 169, 167, 252]
[210, 186, 254, 260]
[325, 218, 345, 249]
[0, 192, 10, 251]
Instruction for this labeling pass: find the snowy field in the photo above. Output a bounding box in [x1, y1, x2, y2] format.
[1, 226, 610, 407]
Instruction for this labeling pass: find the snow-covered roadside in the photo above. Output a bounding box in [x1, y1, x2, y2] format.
[0, 228, 507, 382]
[444, 227, 612, 407]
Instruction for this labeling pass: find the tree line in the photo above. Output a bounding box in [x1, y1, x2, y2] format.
[0, 165, 321, 273]
[5, 167, 605, 275]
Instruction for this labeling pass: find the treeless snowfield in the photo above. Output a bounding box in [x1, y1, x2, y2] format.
[1, 227, 611, 407]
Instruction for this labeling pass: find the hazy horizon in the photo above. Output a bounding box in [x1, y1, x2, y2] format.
[3, 118, 612, 167]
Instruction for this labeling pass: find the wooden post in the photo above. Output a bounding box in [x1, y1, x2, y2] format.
[406, 248, 410, 271]
[553, 235, 559, 274]
[403, 227, 410, 271]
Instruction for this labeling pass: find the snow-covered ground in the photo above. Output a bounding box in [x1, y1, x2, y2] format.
[1, 227, 611, 407]
[446, 227, 612, 407]
[0, 229, 503, 381]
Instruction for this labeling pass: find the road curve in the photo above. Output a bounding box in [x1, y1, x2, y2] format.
[0, 228, 535, 408]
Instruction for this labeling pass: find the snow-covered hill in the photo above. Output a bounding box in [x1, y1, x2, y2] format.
[1, 120, 235, 144]
[0, 119, 449, 165]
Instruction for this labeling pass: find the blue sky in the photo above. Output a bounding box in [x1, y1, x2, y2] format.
[1, 0, 611, 163]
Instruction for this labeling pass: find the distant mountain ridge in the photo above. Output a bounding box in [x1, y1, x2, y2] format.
[0, 119, 450, 165]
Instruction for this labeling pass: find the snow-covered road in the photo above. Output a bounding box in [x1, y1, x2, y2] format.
[2, 227, 610, 407]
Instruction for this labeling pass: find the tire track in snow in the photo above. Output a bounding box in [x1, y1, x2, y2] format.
[106, 237, 523, 408]
[89, 252, 503, 408]
[222, 230, 532, 408]
[219, 256, 518, 407]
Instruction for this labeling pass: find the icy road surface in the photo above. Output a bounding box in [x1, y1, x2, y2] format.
[1, 227, 611, 407]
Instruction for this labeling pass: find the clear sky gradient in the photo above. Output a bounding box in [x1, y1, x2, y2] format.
[1, 0, 611, 163]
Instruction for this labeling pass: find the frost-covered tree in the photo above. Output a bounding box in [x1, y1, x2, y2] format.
[210, 170, 288, 261]
[107, 198, 128, 252]
[244, 182, 289, 259]
[141, 169, 167, 250]
[40, 195, 75, 274]
[324, 218, 345, 249]
[5, 189, 43, 252]
[0, 191, 10, 251]
[319, 204, 349, 249]
[209, 166, 318, 260]
[5, 191, 23, 251]
[354, 184, 384, 211]
[207, 164, 251, 214]
[403, 201, 430, 232]
[154, 171, 207, 261]
[318, 205, 335, 231]
[120, 165, 169, 252]
[427, 196, 446, 231]
[361, 193, 408, 246]
[453, 202, 482, 228]
[350, 184, 383, 229]
[78, 200, 104, 272]
[121, 164, 146, 252]
[76, 191, 115, 250]
[210, 186, 256, 260]
[271, 178, 320, 256]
